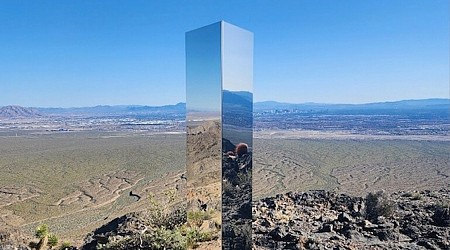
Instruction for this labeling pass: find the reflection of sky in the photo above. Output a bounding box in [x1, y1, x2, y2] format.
[222, 22, 253, 92]
[186, 21, 253, 112]
[186, 22, 222, 112]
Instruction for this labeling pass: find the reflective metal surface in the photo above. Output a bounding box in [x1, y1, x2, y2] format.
[186, 21, 253, 249]
[186, 22, 222, 249]
[221, 22, 253, 250]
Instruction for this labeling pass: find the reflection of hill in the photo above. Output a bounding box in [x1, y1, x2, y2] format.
[223, 90, 252, 103]
[223, 90, 253, 128]
[186, 120, 221, 185]
[223, 90, 252, 109]
[186, 120, 221, 212]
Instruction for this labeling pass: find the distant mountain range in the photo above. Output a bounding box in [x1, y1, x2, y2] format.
[254, 98, 450, 111]
[0, 105, 42, 118]
[0, 98, 448, 118]
[36, 103, 185, 117]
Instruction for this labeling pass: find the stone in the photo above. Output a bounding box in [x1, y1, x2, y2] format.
[319, 223, 333, 233]
[338, 212, 354, 223]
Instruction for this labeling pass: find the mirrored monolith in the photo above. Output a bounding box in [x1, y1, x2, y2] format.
[186, 21, 223, 249]
[221, 22, 253, 250]
[186, 21, 253, 250]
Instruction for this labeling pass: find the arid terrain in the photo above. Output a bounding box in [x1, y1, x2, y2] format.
[0, 132, 186, 247]
[0, 130, 449, 248]
[0, 101, 449, 249]
[253, 135, 450, 200]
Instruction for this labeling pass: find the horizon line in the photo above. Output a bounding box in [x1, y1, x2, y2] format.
[1, 97, 449, 109]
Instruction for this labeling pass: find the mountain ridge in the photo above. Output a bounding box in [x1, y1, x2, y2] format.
[1, 98, 448, 117]
[254, 98, 450, 111]
[0, 105, 42, 118]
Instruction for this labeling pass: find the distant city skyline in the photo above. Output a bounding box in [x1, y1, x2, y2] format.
[0, 1, 448, 107]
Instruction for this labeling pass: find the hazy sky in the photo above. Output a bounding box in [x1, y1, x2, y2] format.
[0, 1, 448, 107]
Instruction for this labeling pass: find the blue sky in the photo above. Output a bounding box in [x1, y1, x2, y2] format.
[0, 0, 448, 107]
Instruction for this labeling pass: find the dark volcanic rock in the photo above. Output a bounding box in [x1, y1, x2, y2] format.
[82, 213, 143, 249]
[222, 146, 252, 250]
[82, 206, 187, 250]
[432, 203, 450, 227]
[253, 189, 450, 249]
[222, 138, 236, 153]
[40, 187, 448, 250]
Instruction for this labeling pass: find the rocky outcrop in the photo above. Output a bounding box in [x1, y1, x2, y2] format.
[252, 189, 450, 249]
[222, 150, 252, 250]
[0, 228, 33, 250]
[82, 206, 187, 250]
[82, 212, 147, 249]
[4, 188, 444, 249]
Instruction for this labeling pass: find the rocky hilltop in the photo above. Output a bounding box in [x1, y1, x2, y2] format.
[79, 188, 450, 250]
[1, 188, 449, 249]
[253, 189, 450, 250]
[0, 105, 41, 118]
